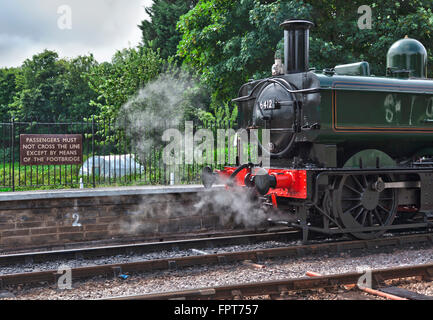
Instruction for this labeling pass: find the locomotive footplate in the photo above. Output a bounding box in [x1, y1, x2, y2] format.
[203, 166, 433, 241]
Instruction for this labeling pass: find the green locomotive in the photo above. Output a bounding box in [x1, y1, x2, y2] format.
[205, 19, 433, 241]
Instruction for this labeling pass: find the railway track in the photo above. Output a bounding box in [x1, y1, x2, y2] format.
[106, 263, 433, 300]
[0, 227, 298, 255]
[0, 232, 432, 289]
[0, 229, 300, 267]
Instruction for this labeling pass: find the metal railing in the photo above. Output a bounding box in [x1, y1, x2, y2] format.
[0, 118, 235, 192]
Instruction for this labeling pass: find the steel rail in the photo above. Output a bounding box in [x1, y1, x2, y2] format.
[106, 263, 433, 300]
[0, 233, 432, 288]
[0, 229, 300, 267]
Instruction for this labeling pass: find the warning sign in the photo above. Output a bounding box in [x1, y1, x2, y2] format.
[20, 134, 83, 166]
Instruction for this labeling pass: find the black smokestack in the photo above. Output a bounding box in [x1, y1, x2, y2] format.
[280, 19, 314, 74]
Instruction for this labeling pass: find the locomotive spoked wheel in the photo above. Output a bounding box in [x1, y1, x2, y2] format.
[335, 174, 397, 240]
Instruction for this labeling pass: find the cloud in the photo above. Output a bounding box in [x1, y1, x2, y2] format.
[0, 0, 152, 67]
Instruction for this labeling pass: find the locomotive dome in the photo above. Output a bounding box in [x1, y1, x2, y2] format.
[386, 37, 428, 78]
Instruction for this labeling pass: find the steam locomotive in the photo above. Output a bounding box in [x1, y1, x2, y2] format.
[203, 19, 433, 241]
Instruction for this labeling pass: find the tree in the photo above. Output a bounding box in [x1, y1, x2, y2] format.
[0, 68, 18, 122]
[11, 50, 67, 121]
[139, 0, 198, 60]
[10, 50, 99, 122]
[177, 0, 433, 106]
[86, 45, 165, 121]
[177, 0, 312, 106]
[307, 0, 433, 76]
[64, 55, 99, 120]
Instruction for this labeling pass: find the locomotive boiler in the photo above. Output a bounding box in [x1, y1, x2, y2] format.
[203, 19, 433, 241]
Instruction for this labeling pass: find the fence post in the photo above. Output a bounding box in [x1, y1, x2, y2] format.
[11, 117, 15, 192]
[92, 115, 96, 188]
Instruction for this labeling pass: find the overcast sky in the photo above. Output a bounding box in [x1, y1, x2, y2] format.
[0, 0, 153, 68]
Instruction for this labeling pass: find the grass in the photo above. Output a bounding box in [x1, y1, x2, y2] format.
[0, 161, 205, 192]
[0, 144, 241, 192]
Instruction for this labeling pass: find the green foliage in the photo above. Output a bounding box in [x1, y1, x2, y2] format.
[307, 0, 433, 76]
[197, 102, 238, 128]
[9, 50, 99, 122]
[64, 55, 100, 120]
[0, 68, 18, 122]
[178, 0, 433, 107]
[140, 0, 198, 61]
[177, 0, 312, 106]
[87, 45, 165, 122]
[1, 0, 432, 130]
[181, 77, 213, 123]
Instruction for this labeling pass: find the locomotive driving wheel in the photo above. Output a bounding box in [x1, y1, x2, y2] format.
[334, 174, 397, 240]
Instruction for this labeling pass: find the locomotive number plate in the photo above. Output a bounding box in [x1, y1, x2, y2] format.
[259, 99, 275, 110]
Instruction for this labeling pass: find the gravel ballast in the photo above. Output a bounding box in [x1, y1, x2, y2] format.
[2, 243, 433, 300]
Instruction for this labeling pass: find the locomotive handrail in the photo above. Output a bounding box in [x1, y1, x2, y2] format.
[322, 86, 433, 95]
[249, 78, 302, 158]
[232, 78, 320, 103]
[243, 78, 298, 122]
[234, 77, 319, 157]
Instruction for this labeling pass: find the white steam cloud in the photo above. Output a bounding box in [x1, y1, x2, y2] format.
[120, 188, 269, 235]
[194, 187, 268, 228]
[117, 71, 271, 233]
[117, 70, 193, 157]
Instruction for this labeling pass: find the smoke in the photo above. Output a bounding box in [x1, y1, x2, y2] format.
[117, 69, 197, 158]
[120, 187, 269, 235]
[116, 69, 270, 234]
[120, 194, 190, 234]
[194, 186, 269, 228]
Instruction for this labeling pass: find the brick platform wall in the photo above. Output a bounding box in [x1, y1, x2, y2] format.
[0, 191, 226, 251]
